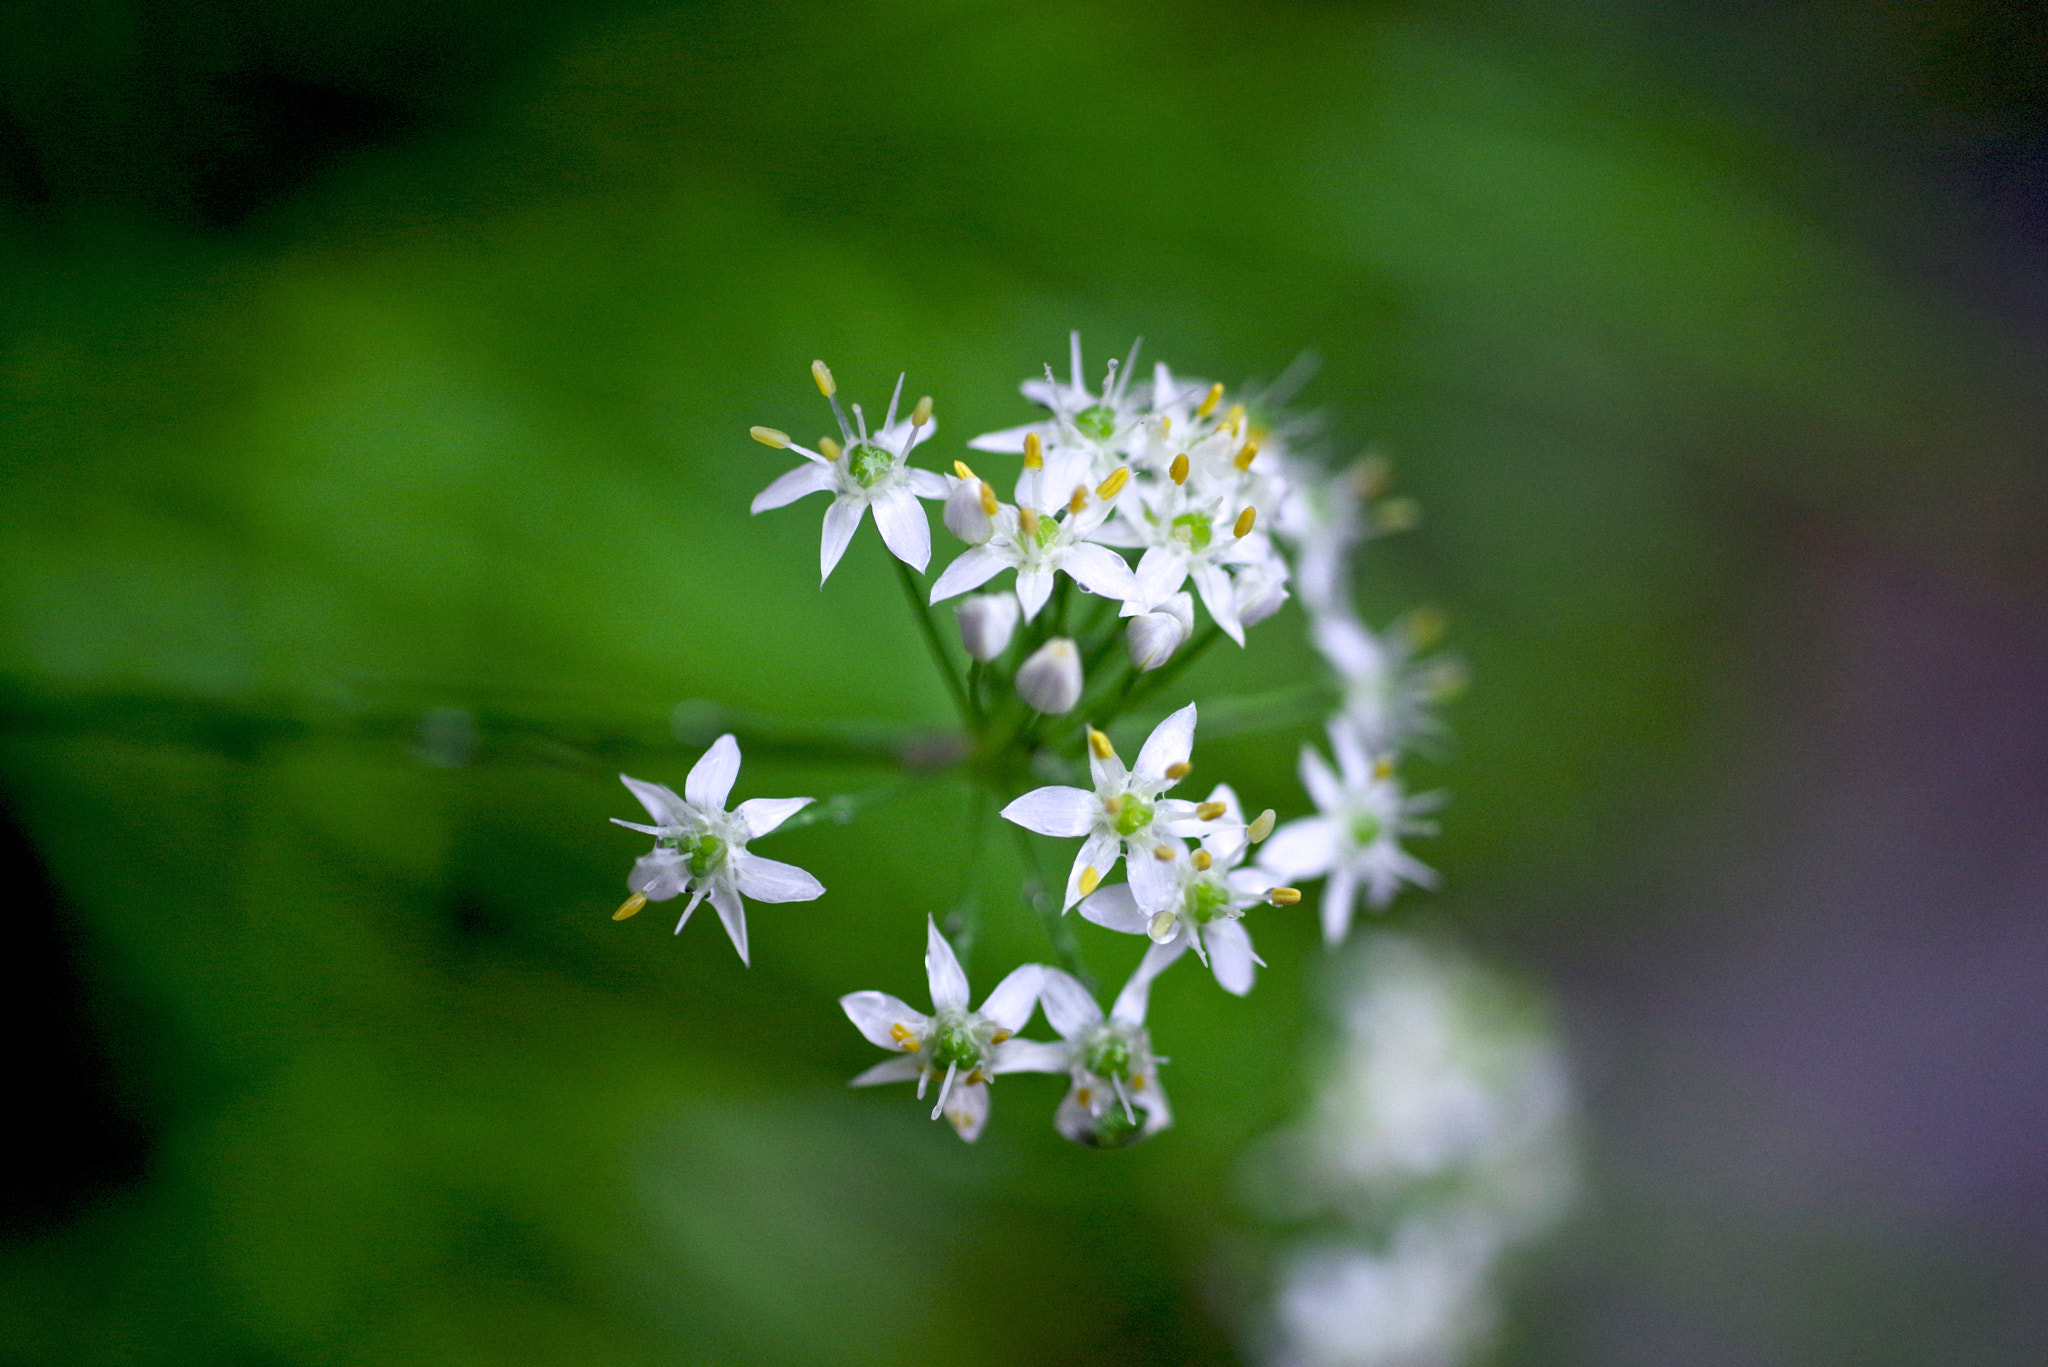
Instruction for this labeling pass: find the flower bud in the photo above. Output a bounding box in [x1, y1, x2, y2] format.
[954, 592, 1018, 662]
[944, 477, 994, 544]
[1016, 637, 1083, 714]
[1126, 611, 1185, 672]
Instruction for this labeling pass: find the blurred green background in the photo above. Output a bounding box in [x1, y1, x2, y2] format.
[6, 2, 2048, 1362]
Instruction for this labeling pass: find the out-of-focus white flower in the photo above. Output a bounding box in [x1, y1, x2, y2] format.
[1000, 951, 1181, 1148]
[839, 917, 1047, 1141]
[1267, 1220, 1496, 1367]
[748, 362, 950, 582]
[1311, 610, 1457, 757]
[1014, 637, 1084, 714]
[954, 592, 1019, 662]
[610, 735, 824, 964]
[1000, 703, 1211, 908]
[1126, 591, 1194, 671]
[967, 332, 1152, 468]
[1259, 720, 1438, 944]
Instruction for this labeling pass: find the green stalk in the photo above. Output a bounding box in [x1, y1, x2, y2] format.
[1095, 623, 1224, 729]
[945, 784, 992, 966]
[1010, 823, 1095, 992]
[894, 558, 977, 732]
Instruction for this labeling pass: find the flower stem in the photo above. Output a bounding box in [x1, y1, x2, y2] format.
[1010, 823, 1095, 993]
[944, 784, 991, 966]
[894, 558, 978, 731]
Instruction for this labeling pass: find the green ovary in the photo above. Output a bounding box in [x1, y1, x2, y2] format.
[1074, 405, 1116, 439]
[1083, 1035, 1134, 1080]
[684, 832, 726, 877]
[847, 442, 895, 488]
[1349, 813, 1382, 846]
[1113, 797, 1155, 837]
[1185, 877, 1232, 924]
[927, 1016, 986, 1071]
[1170, 511, 1213, 552]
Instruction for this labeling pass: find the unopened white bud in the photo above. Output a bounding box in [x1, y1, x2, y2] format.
[943, 478, 994, 544]
[954, 593, 1018, 662]
[1126, 611, 1186, 672]
[1016, 637, 1083, 714]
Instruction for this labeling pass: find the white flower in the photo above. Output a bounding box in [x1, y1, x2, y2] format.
[967, 332, 1150, 467]
[999, 703, 1211, 910]
[1115, 475, 1277, 644]
[839, 917, 1047, 1142]
[748, 363, 950, 582]
[927, 444, 1140, 620]
[610, 735, 824, 964]
[1259, 720, 1439, 944]
[1076, 783, 1291, 996]
[941, 463, 997, 545]
[954, 591, 1019, 662]
[997, 952, 1180, 1148]
[1311, 609, 1457, 756]
[1126, 591, 1193, 671]
[1014, 637, 1084, 714]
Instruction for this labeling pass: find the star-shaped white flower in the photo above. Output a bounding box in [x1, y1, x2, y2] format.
[967, 332, 1150, 469]
[997, 952, 1180, 1148]
[1258, 719, 1439, 943]
[839, 918, 1048, 1142]
[1076, 783, 1292, 996]
[749, 364, 950, 582]
[610, 734, 824, 964]
[999, 703, 1213, 911]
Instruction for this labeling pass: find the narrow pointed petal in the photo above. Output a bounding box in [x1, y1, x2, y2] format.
[1063, 829, 1122, 909]
[1134, 703, 1198, 785]
[941, 1078, 991, 1142]
[731, 850, 824, 903]
[966, 422, 1037, 453]
[925, 915, 971, 1011]
[1298, 746, 1343, 813]
[849, 1056, 924, 1087]
[991, 1038, 1073, 1075]
[979, 963, 1044, 1033]
[707, 878, 749, 965]
[1206, 918, 1258, 995]
[1062, 542, 1138, 601]
[1112, 938, 1191, 1025]
[1194, 563, 1244, 644]
[630, 848, 688, 900]
[751, 461, 835, 513]
[610, 817, 665, 837]
[929, 545, 1006, 604]
[906, 467, 951, 499]
[1260, 817, 1339, 880]
[1126, 843, 1181, 912]
[1132, 546, 1186, 608]
[840, 991, 930, 1050]
[1077, 882, 1148, 934]
[819, 496, 865, 582]
[1322, 864, 1360, 944]
[1000, 785, 1096, 838]
[1039, 968, 1105, 1039]
[736, 795, 812, 838]
[872, 487, 932, 571]
[1015, 567, 1054, 622]
[620, 774, 683, 826]
[684, 734, 741, 810]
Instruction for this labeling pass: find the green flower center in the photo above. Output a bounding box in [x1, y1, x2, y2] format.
[1112, 796, 1154, 837]
[847, 442, 895, 488]
[1074, 404, 1116, 440]
[1078, 1106, 1147, 1150]
[1083, 1033, 1134, 1080]
[1185, 877, 1232, 924]
[1170, 511, 1213, 552]
[1349, 813, 1383, 846]
[683, 832, 726, 878]
[927, 1013, 990, 1072]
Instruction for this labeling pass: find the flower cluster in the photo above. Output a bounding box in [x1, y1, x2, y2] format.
[604, 334, 1453, 1147]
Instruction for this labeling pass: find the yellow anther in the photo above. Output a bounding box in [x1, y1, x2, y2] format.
[1018, 506, 1041, 539]
[1197, 382, 1224, 418]
[1153, 844, 1177, 861]
[819, 436, 841, 460]
[1078, 866, 1101, 896]
[1159, 416, 1172, 437]
[1087, 728, 1115, 760]
[991, 1029, 1013, 1044]
[1104, 794, 1124, 817]
[1077, 1087, 1094, 1107]
[1069, 484, 1089, 515]
[1405, 604, 1446, 650]
[750, 426, 790, 449]
[1376, 496, 1420, 531]
[965, 1069, 987, 1085]
[1234, 507, 1257, 538]
[1234, 439, 1260, 471]
[912, 395, 933, 428]
[954, 459, 975, 480]
[612, 893, 647, 921]
[1192, 849, 1213, 872]
[1223, 403, 1245, 433]
[1170, 453, 1189, 485]
[1373, 757, 1394, 780]
[1196, 801, 1227, 821]
[978, 481, 998, 517]
[1023, 431, 1044, 469]
[1096, 466, 1131, 499]
[1247, 809, 1276, 843]
[889, 1022, 921, 1051]
[1147, 910, 1179, 943]
[1269, 887, 1303, 906]
[811, 359, 835, 397]
[1163, 760, 1190, 781]
[1132, 1075, 1147, 1091]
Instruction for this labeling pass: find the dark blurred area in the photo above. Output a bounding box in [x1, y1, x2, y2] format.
[4, 1, 2047, 1363]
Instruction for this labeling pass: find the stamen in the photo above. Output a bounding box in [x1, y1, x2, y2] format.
[1023, 432, 1044, 469]
[965, 1069, 987, 1086]
[1112, 1075, 1135, 1124]
[912, 395, 934, 428]
[612, 893, 647, 921]
[749, 426, 790, 448]
[1163, 760, 1190, 780]
[1234, 507, 1257, 538]
[811, 359, 835, 397]
[1234, 439, 1260, 471]
[1077, 1087, 1094, 1107]
[1247, 809, 1276, 843]
[1069, 485, 1089, 515]
[978, 481, 998, 517]
[819, 436, 841, 460]
[1018, 506, 1041, 540]
[1131, 1074, 1147, 1092]
[1159, 416, 1172, 437]
[1078, 865, 1101, 896]
[1374, 758, 1394, 780]
[1087, 728, 1115, 760]
[1197, 382, 1224, 418]
[1196, 801, 1228, 821]
[1104, 794, 1124, 817]
[1170, 453, 1189, 485]
[991, 1029, 1013, 1044]
[1147, 910, 1179, 943]
[1096, 466, 1131, 499]
[1223, 403, 1245, 433]
[889, 1022, 922, 1052]
[1153, 844, 1176, 861]
[1269, 887, 1303, 906]
[931, 1062, 958, 1120]
[1191, 849, 1213, 872]
[953, 459, 975, 480]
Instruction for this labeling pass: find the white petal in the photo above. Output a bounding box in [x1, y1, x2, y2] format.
[1038, 968, 1104, 1040]
[929, 545, 1006, 603]
[751, 461, 835, 513]
[1132, 546, 1186, 607]
[1126, 842, 1181, 912]
[941, 1078, 990, 1142]
[736, 795, 811, 838]
[1206, 918, 1257, 996]
[979, 963, 1044, 1033]
[1077, 882, 1147, 934]
[849, 1055, 924, 1087]
[819, 496, 864, 582]
[1299, 746, 1343, 813]
[1134, 703, 1197, 785]
[924, 916, 970, 1012]
[966, 422, 1038, 454]
[840, 991, 930, 1050]
[906, 467, 952, 499]
[1328, 717, 1372, 788]
[730, 850, 824, 903]
[991, 1038, 1073, 1075]
[1063, 829, 1122, 910]
[1260, 817, 1338, 879]
[1321, 864, 1359, 945]
[1111, 938, 1190, 1025]
[1062, 542, 1138, 600]
[629, 848, 688, 901]
[1193, 563, 1244, 645]
[619, 774, 683, 826]
[872, 487, 932, 571]
[684, 734, 741, 811]
[999, 785, 1096, 838]
[1015, 567, 1053, 622]
[707, 878, 749, 965]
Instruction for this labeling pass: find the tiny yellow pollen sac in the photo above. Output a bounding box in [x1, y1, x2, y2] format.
[953, 459, 975, 480]
[1269, 887, 1303, 906]
[1096, 466, 1131, 499]
[1087, 728, 1115, 760]
[1077, 1087, 1094, 1107]
[912, 395, 934, 428]
[1234, 439, 1260, 471]
[1196, 801, 1228, 822]
[1132, 1075, 1147, 1091]
[1223, 403, 1245, 433]
[811, 359, 835, 397]
[1023, 431, 1044, 469]
[1078, 865, 1101, 896]
[1069, 484, 1089, 515]
[1018, 506, 1041, 540]
[1159, 415, 1172, 438]
[1170, 453, 1190, 485]
[612, 893, 647, 921]
[1192, 849, 1213, 872]
[991, 1029, 1013, 1044]
[1374, 757, 1395, 780]
[1104, 793, 1124, 817]
[819, 436, 841, 460]
[965, 1069, 987, 1086]
[1153, 844, 1176, 862]
[749, 425, 790, 449]
[978, 481, 998, 517]
[1248, 809, 1276, 843]
[1234, 507, 1257, 538]
[1197, 382, 1224, 418]
[889, 1022, 922, 1051]
[1163, 760, 1191, 781]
